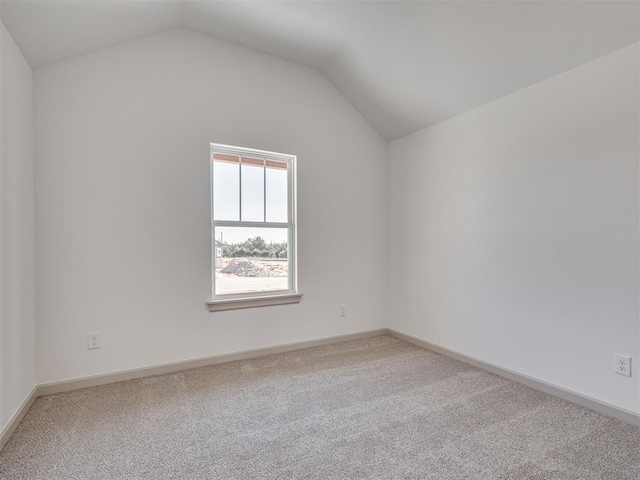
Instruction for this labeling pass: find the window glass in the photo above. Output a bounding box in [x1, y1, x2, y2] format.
[266, 160, 288, 223]
[240, 157, 264, 221]
[214, 227, 289, 295]
[213, 154, 239, 221]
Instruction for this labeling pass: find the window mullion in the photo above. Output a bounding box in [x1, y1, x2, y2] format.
[214, 220, 290, 228]
[239, 156, 243, 222]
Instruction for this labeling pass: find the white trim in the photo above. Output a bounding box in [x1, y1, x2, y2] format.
[0, 385, 38, 452]
[289, 154, 298, 292]
[3, 327, 639, 453]
[209, 143, 295, 163]
[214, 220, 290, 229]
[0, 328, 384, 452]
[388, 328, 640, 427]
[36, 328, 387, 397]
[207, 288, 294, 302]
[207, 293, 302, 311]
[210, 143, 298, 302]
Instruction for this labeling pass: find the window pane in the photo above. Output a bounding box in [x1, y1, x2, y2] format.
[214, 226, 289, 295]
[266, 160, 288, 223]
[241, 157, 264, 221]
[213, 155, 239, 221]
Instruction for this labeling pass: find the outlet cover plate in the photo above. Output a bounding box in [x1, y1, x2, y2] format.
[614, 354, 631, 377]
[88, 332, 101, 350]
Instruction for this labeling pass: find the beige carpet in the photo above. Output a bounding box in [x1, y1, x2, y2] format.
[1, 335, 638, 479]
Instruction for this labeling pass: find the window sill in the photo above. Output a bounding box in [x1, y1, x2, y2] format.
[207, 293, 303, 312]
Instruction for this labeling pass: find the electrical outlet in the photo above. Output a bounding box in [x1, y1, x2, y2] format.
[340, 305, 348, 317]
[87, 332, 101, 350]
[614, 354, 631, 377]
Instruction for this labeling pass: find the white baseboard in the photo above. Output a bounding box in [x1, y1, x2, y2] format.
[1, 328, 388, 452]
[388, 328, 640, 427]
[36, 328, 389, 397]
[3, 326, 638, 453]
[0, 385, 39, 452]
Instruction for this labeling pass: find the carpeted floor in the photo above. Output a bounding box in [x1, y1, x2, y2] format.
[0, 335, 638, 479]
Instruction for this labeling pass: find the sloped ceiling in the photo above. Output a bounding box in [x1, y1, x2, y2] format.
[2, 1, 638, 141]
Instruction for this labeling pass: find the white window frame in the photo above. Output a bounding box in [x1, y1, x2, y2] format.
[208, 143, 300, 311]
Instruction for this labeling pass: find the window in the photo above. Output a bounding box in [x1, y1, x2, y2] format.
[208, 143, 300, 311]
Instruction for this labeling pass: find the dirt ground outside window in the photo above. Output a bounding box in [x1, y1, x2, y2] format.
[215, 258, 288, 295]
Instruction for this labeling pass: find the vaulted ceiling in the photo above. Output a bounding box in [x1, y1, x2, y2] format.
[2, 1, 638, 141]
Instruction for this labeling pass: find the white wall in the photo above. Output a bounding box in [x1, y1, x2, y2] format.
[29, 22, 639, 416]
[34, 28, 388, 384]
[0, 22, 37, 430]
[389, 44, 640, 413]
